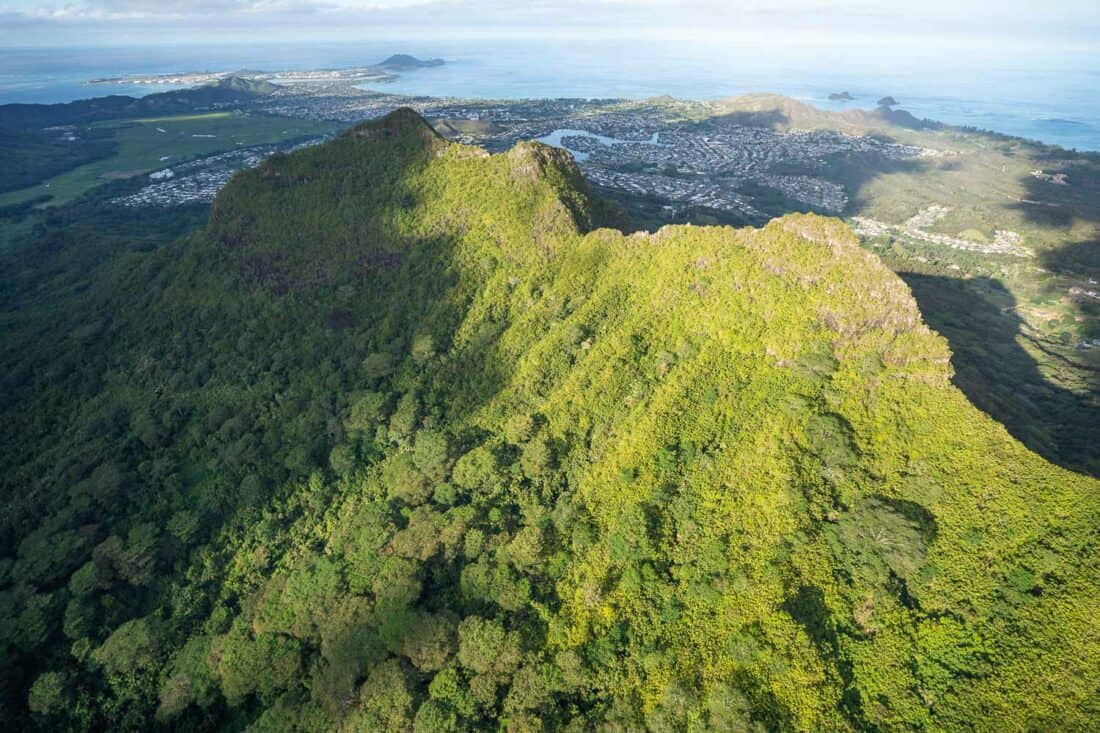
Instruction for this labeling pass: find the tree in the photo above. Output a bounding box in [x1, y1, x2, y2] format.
[428, 666, 478, 718]
[14, 593, 55, 651]
[156, 635, 221, 722]
[362, 352, 395, 382]
[27, 671, 68, 717]
[382, 453, 432, 505]
[92, 535, 125, 585]
[452, 445, 498, 495]
[329, 443, 356, 478]
[505, 525, 544, 570]
[347, 391, 388, 437]
[68, 560, 100, 596]
[62, 597, 95, 640]
[402, 612, 457, 672]
[167, 509, 201, 545]
[355, 658, 415, 732]
[412, 430, 450, 483]
[371, 556, 422, 608]
[92, 617, 161, 678]
[432, 482, 459, 506]
[83, 462, 125, 506]
[118, 522, 159, 586]
[468, 674, 499, 708]
[519, 438, 552, 480]
[390, 507, 444, 561]
[131, 409, 165, 449]
[504, 663, 556, 713]
[156, 674, 194, 722]
[238, 473, 268, 507]
[503, 415, 534, 444]
[411, 334, 436, 365]
[216, 626, 302, 705]
[457, 617, 522, 677]
[413, 699, 460, 733]
[389, 392, 420, 445]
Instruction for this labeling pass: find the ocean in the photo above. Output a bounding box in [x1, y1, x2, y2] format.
[1, 40, 1098, 151]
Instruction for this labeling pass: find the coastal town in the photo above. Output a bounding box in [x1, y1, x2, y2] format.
[109, 79, 932, 226]
[98, 75, 1100, 375]
[112, 136, 330, 208]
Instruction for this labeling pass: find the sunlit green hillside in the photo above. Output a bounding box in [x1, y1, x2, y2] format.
[1, 109, 1097, 732]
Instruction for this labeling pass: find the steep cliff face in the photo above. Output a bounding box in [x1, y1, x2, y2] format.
[3, 108, 1098, 732]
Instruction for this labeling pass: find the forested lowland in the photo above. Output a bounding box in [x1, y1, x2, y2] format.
[1, 109, 1098, 732]
[0, 77, 290, 199]
[0, 127, 118, 195]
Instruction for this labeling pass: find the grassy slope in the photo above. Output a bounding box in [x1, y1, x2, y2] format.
[1, 109, 1097, 731]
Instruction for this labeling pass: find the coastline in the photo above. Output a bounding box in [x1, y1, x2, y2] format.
[1, 43, 1097, 151]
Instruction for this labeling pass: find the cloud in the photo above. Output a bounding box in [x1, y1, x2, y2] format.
[1, 0, 1097, 47]
[10, 0, 443, 17]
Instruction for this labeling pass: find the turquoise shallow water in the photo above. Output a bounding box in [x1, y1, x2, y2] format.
[1, 40, 1098, 151]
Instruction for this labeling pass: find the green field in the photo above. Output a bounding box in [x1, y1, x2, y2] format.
[0, 112, 342, 208]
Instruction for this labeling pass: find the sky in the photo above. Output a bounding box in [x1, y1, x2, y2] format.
[0, 0, 1098, 51]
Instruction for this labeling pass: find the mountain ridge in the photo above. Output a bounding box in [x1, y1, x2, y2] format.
[1, 108, 1098, 731]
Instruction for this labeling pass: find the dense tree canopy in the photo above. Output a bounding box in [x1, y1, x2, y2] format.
[1, 109, 1098, 731]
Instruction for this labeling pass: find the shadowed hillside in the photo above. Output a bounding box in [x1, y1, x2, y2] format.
[903, 273, 1100, 474]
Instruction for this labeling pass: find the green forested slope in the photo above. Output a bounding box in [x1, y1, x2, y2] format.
[1, 109, 1097, 732]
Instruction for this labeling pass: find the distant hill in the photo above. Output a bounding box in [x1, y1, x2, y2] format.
[430, 116, 503, 139]
[376, 53, 446, 71]
[212, 75, 283, 96]
[2, 107, 1098, 731]
[709, 92, 939, 132]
